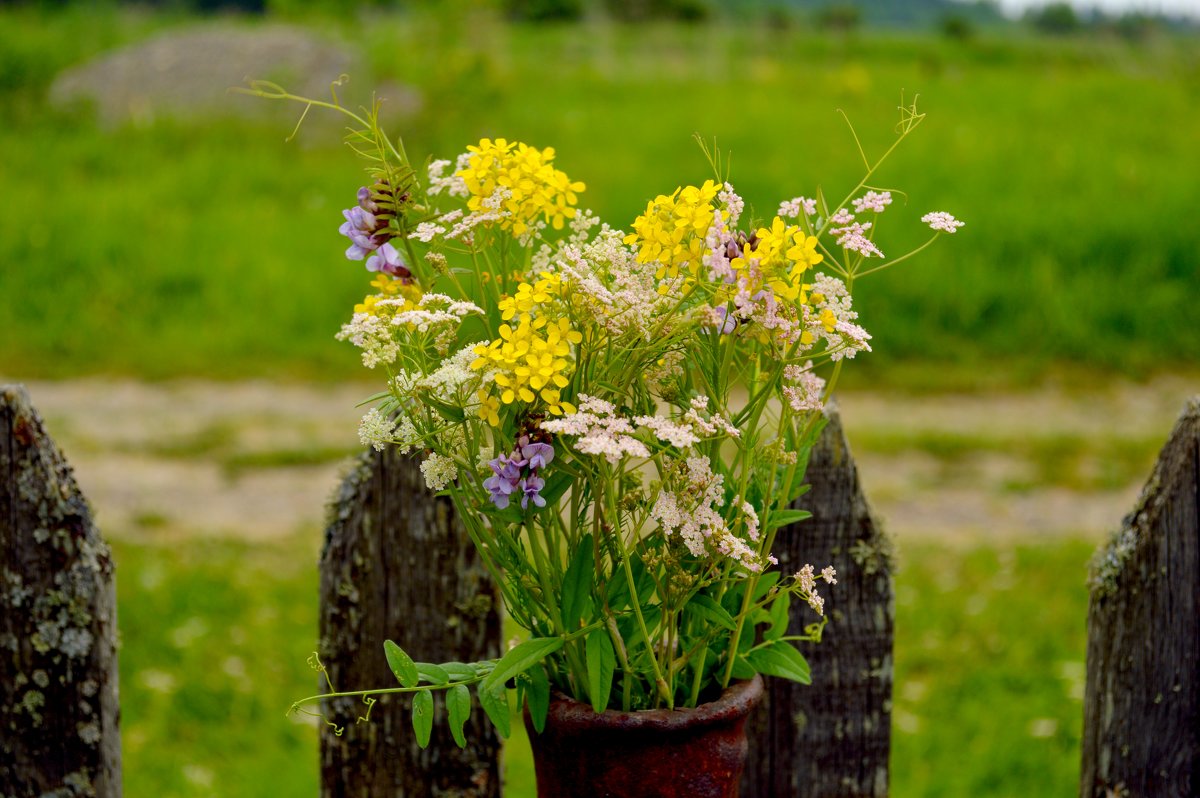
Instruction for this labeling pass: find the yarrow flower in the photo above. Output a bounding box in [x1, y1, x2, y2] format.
[852, 191, 892, 214]
[921, 211, 964, 233]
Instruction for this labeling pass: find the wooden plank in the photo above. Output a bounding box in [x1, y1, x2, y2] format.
[318, 447, 501, 797]
[1081, 397, 1199, 798]
[742, 405, 893, 797]
[0, 384, 121, 797]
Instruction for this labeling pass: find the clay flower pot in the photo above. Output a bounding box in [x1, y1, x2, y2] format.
[525, 675, 763, 798]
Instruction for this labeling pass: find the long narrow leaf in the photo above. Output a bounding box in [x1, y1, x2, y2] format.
[477, 681, 511, 739]
[562, 534, 594, 630]
[525, 664, 551, 734]
[585, 629, 616, 713]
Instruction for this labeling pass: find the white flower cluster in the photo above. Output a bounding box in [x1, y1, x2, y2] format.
[540, 395, 651, 464]
[778, 196, 817, 219]
[793, 563, 837, 616]
[852, 191, 892, 214]
[921, 211, 964, 233]
[337, 312, 400, 368]
[782, 362, 826, 413]
[427, 156, 469, 198]
[358, 407, 397, 451]
[419, 452, 458, 491]
[651, 456, 764, 573]
[417, 342, 487, 401]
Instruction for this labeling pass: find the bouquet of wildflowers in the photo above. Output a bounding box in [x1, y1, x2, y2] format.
[262, 82, 962, 746]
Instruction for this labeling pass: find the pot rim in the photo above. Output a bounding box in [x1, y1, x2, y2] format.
[540, 674, 763, 733]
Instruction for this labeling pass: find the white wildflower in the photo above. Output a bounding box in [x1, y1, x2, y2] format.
[852, 191, 892, 214]
[921, 211, 964, 233]
[419, 452, 458, 491]
[358, 408, 397, 452]
[409, 222, 445, 243]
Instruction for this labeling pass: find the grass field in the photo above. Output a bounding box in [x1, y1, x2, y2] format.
[114, 532, 1095, 797]
[1, 6, 1197, 386]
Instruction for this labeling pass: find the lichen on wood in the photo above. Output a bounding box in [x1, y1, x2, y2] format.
[742, 404, 894, 798]
[1, 385, 121, 797]
[318, 446, 500, 798]
[1081, 396, 1199, 798]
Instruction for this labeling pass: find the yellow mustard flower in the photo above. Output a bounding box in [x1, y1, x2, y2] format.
[457, 138, 585, 237]
[625, 180, 721, 285]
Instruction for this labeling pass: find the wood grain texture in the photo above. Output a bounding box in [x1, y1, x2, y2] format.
[1081, 397, 1199, 798]
[319, 447, 501, 798]
[742, 406, 893, 798]
[1, 384, 121, 798]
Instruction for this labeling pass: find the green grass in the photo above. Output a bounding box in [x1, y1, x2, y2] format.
[113, 531, 1095, 797]
[1, 8, 1198, 385]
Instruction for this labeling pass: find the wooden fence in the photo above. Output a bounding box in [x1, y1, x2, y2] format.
[2, 382, 1197, 797]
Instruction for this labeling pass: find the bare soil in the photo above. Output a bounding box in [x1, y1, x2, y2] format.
[7, 376, 1197, 545]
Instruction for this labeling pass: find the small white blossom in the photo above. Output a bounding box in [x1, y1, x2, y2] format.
[852, 191, 892, 214]
[921, 211, 964, 233]
[358, 408, 397, 452]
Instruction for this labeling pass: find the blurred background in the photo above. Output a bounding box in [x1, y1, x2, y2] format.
[2, 0, 1197, 794]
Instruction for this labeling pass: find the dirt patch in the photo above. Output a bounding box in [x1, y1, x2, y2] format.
[4, 376, 1196, 545]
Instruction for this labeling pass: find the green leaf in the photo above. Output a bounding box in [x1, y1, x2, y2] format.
[561, 534, 594, 631]
[766, 508, 813, 531]
[538, 469, 573, 508]
[747, 640, 812, 685]
[686, 594, 736, 631]
[441, 661, 477, 682]
[446, 683, 471, 748]
[752, 572, 781, 602]
[477, 680, 511, 739]
[765, 592, 792, 641]
[483, 637, 564, 693]
[525, 664, 550, 734]
[412, 689, 434, 748]
[585, 629, 616, 713]
[384, 640, 419, 688]
[418, 662, 451, 685]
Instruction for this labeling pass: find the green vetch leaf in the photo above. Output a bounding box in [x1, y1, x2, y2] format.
[418, 662, 451, 685]
[731, 655, 756, 681]
[746, 640, 812, 684]
[766, 592, 791, 641]
[441, 661, 477, 682]
[412, 689, 434, 748]
[483, 637, 564, 694]
[477, 680, 511, 739]
[585, 628, 616, 713]
[384, 640, 419, 688]
[562, 534, 594, 631]
[446, 683, 471, 748]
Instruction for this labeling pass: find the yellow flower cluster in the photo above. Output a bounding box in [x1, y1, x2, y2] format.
[354, 274, 422, 316]
[624, 180, 721, 283]
[497, 273, 563, 321]
[457, 138, 586, 237]
[731, 217, 825, 303]
[471, 316, 581, 417]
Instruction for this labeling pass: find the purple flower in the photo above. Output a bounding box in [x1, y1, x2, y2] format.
[483, 454, 523, 509]
[365, 243, 408, 277]
[357, 186, 379, 214]
[520, 475, 546, 509]
[340, 206, 383, 260]
[520, 442, 554, 470]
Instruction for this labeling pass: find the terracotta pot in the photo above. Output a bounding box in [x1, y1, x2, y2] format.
[524, 675, 763, 798]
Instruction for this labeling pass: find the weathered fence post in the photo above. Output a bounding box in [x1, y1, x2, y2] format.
[1081, 397, 1199, 798]
[1, 385, 122, 797]
[319, 447, 501, 797]
[743, 404, 894, 798]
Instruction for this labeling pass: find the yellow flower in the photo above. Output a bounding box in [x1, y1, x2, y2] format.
[477, 390, 501, 427]
[457, 138, 585, 237]
[624, 180, 721, 286]
[471, 312, 581, 416]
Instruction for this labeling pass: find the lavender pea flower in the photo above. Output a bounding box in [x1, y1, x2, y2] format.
[521, 442, 554, 470]
[340, 206, 383, 260]
[520, 475, 547, 509]
[365, 243, 408, 277]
